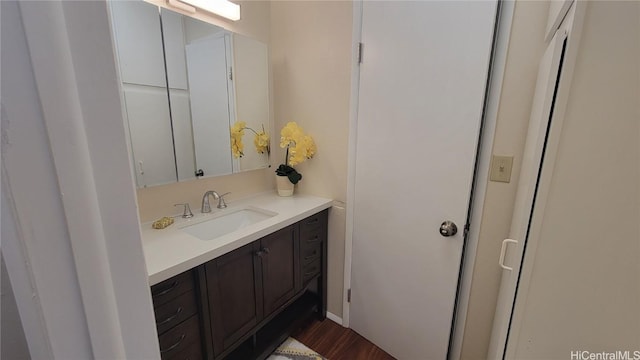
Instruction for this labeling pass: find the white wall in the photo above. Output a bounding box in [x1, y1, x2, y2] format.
[509, 2, 640, 357]
[270, 0, 353, 319]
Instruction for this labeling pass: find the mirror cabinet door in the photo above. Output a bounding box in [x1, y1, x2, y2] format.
[232, 35, 270, 172]
[160, 9, 198, 182]
[109, 1, 271, 189]
[167, 10, 236, 178]
[110, 1, 178, 187]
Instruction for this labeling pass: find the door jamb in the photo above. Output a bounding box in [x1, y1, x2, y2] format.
[449, 1, 515, 359]
[16, 2, 161, 358]
[342, 0, 364, 328]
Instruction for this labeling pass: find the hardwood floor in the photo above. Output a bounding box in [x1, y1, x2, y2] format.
[293, 318, 395, 360]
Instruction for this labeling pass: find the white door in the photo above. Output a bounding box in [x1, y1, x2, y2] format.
[350, 2, 497, 359]
[487, 24, 568, 360]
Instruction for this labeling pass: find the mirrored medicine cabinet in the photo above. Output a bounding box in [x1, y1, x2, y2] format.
[109, 0, 271, 188]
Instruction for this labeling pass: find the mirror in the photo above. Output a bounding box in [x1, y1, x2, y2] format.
[109, 1, 270, 188]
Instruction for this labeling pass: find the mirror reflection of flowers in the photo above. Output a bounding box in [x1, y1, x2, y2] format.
[277, 122, 316, 184]
[230, 121, 270, 158]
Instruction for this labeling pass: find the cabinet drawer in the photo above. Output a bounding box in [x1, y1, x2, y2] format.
[299, 211, 327, 238]
[300, 230, 322, 251]
[166, 342, 202, 360]
[301, 243, 321, 266]
[152, 271, 195, 307]
[302, 259, 321, 284]
[159, 315, 201, 360]
[154, 290, 198, 335]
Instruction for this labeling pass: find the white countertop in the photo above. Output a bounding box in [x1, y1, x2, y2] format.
[142, 192, 333, 285]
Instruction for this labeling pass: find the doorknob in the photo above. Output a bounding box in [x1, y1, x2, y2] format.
[439, 221, 458, 237]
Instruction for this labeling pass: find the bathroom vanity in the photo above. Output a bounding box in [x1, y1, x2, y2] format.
[142, 194, 331, 359]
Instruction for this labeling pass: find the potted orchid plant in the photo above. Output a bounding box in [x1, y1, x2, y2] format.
[276, 122, 316, 196]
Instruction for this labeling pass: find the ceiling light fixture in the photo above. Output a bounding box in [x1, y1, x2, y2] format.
[167, 0, 196, 13]
[176, 0, 240, 21]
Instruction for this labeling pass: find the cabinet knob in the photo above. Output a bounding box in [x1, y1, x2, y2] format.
[255, 248, 270, 257]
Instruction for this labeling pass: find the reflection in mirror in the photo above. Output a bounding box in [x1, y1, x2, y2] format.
[109, 1, 270, 188]
[110, 0, 177, 187]
[162, 8, 234, 180]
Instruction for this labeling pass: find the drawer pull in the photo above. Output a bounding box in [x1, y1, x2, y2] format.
[306, 217, 320, 225]
[153, 280, 179, 298]
[304, 251, 318, 261]
[304, 268, 318, 277]
[156, 306, 183, 326]
[160, 334, 186, 353]
[305, 236, 320, 243]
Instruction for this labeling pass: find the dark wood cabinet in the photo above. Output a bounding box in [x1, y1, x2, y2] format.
[206, 224, 302, 356]
[260, 225, 300, 317]
[151, 270, 206, 360]
[205, 241, 263, 355]
[151, 209, 328, 360]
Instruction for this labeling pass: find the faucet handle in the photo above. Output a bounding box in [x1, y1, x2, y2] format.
[174, 203, 194, 218]
[216, 192, 231, 209]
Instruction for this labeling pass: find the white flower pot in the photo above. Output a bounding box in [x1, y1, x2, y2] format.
[276, 175, 294, 196]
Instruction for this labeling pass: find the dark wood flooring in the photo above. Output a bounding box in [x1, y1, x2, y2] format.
[293, 318, 396, 360]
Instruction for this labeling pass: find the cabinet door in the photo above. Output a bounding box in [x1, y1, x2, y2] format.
[123, 87, 177, 187]
[260, 225, 300, 317]
[159, 9, 189, 90]
[205, 242, 263, 355]
[109, 0, 166, 87]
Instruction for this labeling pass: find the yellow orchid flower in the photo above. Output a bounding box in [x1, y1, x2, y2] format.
[254, 131, 270, 154]
[230, 121, 246, 158]
[231, 121, 270, 157]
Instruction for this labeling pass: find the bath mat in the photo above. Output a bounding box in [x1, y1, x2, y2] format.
[267, 337, 326, 360]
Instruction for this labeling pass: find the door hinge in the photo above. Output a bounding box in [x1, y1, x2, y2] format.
[357, 42, 363, 64]
[464, 223, 471, 238]
[229, 66, 233, 80]
[347, 288, 351, 303]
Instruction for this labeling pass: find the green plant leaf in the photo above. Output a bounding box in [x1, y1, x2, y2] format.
[275, 164, 302, 184]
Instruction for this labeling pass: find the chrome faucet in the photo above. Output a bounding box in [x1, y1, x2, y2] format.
[201, 191, 231, 213]
[174, 203, 194, 218]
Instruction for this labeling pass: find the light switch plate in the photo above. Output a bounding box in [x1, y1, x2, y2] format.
[490, 155, 514, 183]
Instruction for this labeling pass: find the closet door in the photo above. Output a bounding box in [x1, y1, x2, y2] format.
[487, 22, 568, 360]
[504, 2, 640, 358]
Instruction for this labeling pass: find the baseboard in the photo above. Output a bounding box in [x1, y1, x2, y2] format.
[326, 312, 344, 326]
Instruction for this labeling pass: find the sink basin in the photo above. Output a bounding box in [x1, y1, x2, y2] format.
[181, 207, 277, 241]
